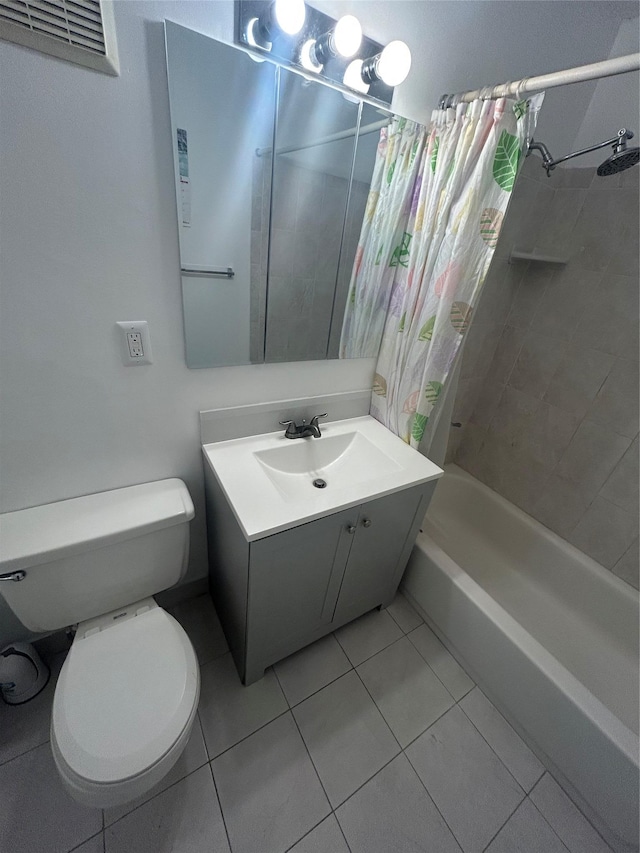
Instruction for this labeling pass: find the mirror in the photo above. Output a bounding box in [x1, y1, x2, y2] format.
[165, 22, 392, 367]
[166, 22, 276, 367]
[263, 70, 359, 362]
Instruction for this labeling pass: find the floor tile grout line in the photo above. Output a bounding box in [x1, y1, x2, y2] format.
[401, 745, 465, 853]
[455, 696, 530, 798]
[333, 810, 353, 853]
[66, 828, 104, 853]
[102, 757, 212, 830]
[332, 618, 404, 669]
[206, 705, 291, 764]
[395, 700, 457, 754]
[529, 774, 615, 852]
[351, 665, 403, 754]
[282, 813, 333, 853]
[273, 667, 333, 813]
[0, 736, 52, 770]
[279, 659, 355, 712]
[526, 792, 581, 853]
[207, 758, 233, 853]
[383, 600, 424, 636]
[331, 750, 401, 813]
[404, 624, 470, 704]
[351, 633, 461, 752]
[479, 793, 527, 853]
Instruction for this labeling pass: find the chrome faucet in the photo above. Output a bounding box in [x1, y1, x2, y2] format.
[279, 413, 328, 439]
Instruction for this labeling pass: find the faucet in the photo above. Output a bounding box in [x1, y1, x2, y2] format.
[279, 413, 328, 439]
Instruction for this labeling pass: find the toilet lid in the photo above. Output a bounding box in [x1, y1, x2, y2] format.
[52, 607, 199, 784]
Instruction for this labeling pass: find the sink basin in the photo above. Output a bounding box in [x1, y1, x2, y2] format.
[202, 415, 443, 540]
[254, 431, 402, 501]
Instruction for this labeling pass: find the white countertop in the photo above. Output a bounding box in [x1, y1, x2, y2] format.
[202, 415, 443, 541]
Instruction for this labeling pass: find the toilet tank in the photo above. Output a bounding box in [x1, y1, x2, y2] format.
[0, 479, 195, 633]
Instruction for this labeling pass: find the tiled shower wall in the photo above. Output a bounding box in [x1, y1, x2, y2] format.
[448, 156, 639, 589]
[251, 156, 368, 362]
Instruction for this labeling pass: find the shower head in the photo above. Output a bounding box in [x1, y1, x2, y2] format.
[529, 128, 640, 177]
[597, 131, 640, 176]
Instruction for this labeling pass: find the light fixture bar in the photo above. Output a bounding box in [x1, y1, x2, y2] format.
[235, 0, 400, 106]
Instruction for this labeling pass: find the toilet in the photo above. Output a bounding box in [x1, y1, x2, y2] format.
[0, 479, 200, 808]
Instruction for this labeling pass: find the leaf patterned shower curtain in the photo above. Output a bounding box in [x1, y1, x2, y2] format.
[341, 96, 542, 447]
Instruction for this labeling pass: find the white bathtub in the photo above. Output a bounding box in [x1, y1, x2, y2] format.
[403, 464, 639, 852]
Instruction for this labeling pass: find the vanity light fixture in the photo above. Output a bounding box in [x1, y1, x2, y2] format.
[343, 58, 370, 94]
[362, 40, 412, 87]
[236, 0, 399, 106]
[246, 0, 306, 50]
[301, 14, 362, 73]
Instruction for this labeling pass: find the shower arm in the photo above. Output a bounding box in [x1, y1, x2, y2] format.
[528, 129, 633, 175]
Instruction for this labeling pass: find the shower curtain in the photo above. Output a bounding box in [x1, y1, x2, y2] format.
[341, 96, 542, 447]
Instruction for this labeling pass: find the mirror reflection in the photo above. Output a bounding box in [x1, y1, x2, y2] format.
[263, 71, 360, 362]
[166, 22, 276, 368]
[165, 21, 394, 368]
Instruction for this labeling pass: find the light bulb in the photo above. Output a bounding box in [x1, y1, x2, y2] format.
[274, 0, 306, 36]
[377, 40, 411, 86]
[246, 17, 270, 49]
[300, 38, 322, 72]
[333, 15, 362, 58]
[343, 59, 369, 95]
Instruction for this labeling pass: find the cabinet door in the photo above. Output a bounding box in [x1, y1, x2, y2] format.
[333, 485, 430, 622]
[247, 507, 357, 662]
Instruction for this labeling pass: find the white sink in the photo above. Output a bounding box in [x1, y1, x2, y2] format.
[202, 415, 443, 540]
[254, 431, 401, 501]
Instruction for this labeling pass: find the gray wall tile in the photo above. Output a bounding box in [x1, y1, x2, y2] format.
[532, 475, 595, 539]
[599, 437, 639, 516]
[613, 539, 639, 590]
[508, 330, 568, 399]
[543, 346, 615, 418]
[572, 274, 639, 360]
[535, 188, 587, 256]
[506, 266, 553, 330]
[488, 325, 522, 385]
[451, 165, 638, 588]
[556, 420, 632, 497]
[530, 266, 600, 341]
[569, 496, 638, 569]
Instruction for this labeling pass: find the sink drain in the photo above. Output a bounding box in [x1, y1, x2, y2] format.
[312, 478, 327, 489]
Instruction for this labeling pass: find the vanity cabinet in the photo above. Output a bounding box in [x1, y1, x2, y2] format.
[204, 464, 436, 684]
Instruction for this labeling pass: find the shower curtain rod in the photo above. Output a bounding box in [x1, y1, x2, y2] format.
[255, 119, 388, 157]
[439, 52, 640, 108]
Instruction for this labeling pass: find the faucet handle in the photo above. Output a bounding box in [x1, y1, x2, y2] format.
[279, 420, 294, 426]
[310, 413, 328, 425]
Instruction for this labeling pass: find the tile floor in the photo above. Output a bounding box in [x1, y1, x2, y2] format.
[0, 593, 615, 853]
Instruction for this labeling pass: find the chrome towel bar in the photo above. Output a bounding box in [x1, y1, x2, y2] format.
[181, 267, 235, 279]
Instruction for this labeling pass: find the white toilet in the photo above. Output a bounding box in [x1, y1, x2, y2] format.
[0, 479, 200, 808]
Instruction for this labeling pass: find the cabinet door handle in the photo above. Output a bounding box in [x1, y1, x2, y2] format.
[346, 525, 356, 534]
[362, 518, 372, 528]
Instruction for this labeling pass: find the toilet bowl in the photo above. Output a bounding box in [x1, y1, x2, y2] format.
[51, 599, 199, 808]
[0, 479, 200, 808]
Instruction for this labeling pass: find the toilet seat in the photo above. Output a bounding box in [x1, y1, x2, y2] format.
[51, 599, 199, 808]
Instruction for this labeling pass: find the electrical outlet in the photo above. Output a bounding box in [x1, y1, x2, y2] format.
[116, 321, 153, 365]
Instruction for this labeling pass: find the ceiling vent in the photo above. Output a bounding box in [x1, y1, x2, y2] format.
[0, 0, 119, 75]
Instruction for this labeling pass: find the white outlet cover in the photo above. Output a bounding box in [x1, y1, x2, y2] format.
[116, 321, 153, 365]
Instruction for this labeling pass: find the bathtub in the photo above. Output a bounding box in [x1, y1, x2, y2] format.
[402, 464, 639, 852]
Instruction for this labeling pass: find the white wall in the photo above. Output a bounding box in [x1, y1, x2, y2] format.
[571, 17, 640, 167]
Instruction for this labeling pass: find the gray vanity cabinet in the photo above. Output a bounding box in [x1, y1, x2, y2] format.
[204, 463, 436, 684]
[331, 488, 427, 624]
[246, 508, 355, 672]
